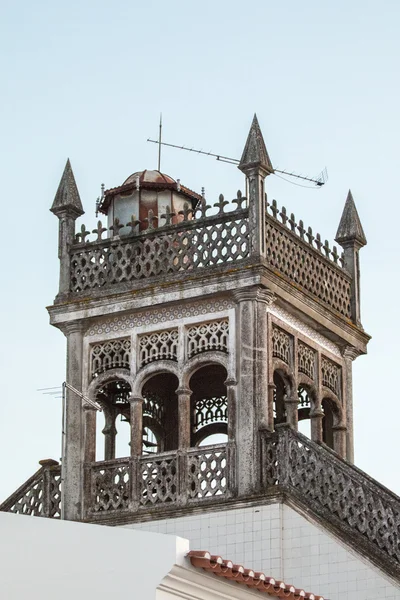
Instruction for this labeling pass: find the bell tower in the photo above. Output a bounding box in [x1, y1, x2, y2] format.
[46, 116, 369, 525]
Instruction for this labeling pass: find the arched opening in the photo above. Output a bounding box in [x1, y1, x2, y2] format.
[141, 373, 179, 453]
[273, 371, 288, 428]
[322, 397, 340, 450]
[95, 379, 131, 461]
[189, 364, 228, 447]
[297, 385, 313, 439]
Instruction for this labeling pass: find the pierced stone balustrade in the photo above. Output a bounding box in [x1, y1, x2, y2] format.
[0, 460, 61, 519]
[261, 427, 400, 580]
[85, 443, 231, 523]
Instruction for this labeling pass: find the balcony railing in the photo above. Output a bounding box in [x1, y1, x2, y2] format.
[0, 460, 61, 519]
[87, 443, 231, 519]
[261, 426, 400, 579]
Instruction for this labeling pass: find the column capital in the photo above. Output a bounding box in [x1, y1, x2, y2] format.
[309, 408, 324, 418]
[341, 345, 362, 361]
[61, 321, 85, 336]
[128, 395, 144, 405]
[332, 424, 347, 432]
[176, 388, 192, 397]
[232, 286, 276, 306]
[224, 378, 237, 387]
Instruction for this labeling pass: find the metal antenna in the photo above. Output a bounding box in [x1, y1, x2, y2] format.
[147, 138, 328, 187]
[38, 383, 102, 520]
[158, 113, 162, 171]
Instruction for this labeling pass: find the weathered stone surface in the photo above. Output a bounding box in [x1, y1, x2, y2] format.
[239, 114, 273, 174]
[335, 190, 367, 247]
[51, 159, 84, 217]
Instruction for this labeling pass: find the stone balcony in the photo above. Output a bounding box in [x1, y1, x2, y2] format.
[3, 428, 400, 582]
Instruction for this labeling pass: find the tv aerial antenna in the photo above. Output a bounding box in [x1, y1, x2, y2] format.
[147, 137, 328, 189]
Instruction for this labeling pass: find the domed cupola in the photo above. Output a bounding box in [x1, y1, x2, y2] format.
[98, 169, 202, 234]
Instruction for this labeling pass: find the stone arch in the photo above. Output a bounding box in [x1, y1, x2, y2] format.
[321, 391, 345, 455]
[89, 373, 133, 461]
[87, 368, 134, 402]
[131, 361, 180, 397]
[138, 371, 180, 453]
[181, 352, 230, 390]
[188, 362, 228, 447]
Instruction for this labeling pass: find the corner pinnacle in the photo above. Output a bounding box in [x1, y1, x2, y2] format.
[238, 114, 273, 174]
[335, 190, 366, 247]
[51, 159, 84, 217]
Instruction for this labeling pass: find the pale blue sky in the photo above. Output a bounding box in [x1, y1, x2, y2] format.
[0, 0, 399, 499]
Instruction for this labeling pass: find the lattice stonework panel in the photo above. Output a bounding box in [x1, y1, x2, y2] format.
[70, 212, 250, 293]
[194, 396, 228, 431]
[321, 357, 341, 396]
[138, 329, 178, 367]
[140, 456, 177, 505]
[90, 338, 131, 379]
[9, 479, 43, 516]
[187, 319, 229, 358]
[49, 470, 62, 518]
[272, 327, 290, 364]
[188, 447, 227, 499]
[265, 219, 352, 318]
[91, 462, 130, 512]
[298, 342, 316, 380]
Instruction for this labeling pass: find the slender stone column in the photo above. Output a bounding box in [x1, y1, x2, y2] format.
[83, 405, 97, 464]
[233, 287, 275, 497]
[225, 379, 237, 443]
[129, 396, 144, 457]
[284, 396, 299, 429]
[310, 407, 324, 442]
[83, 405, 96, 517]
[333, 425, 347, 459]
[176, 388, 192, 449]
[128, 396, 143, 510]
[102, 407, 117, 461]
[342, 345, 360, 463]
[63, 322, 84, 521]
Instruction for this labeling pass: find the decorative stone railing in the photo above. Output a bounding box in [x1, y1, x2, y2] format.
[69, 196, 250, 294]
[65, 191, 354, 323]
[265, 199, 352, 319]
[87, 443, 231, 519]
[0, 460, 61, 519]
[261, 426, 400, 579]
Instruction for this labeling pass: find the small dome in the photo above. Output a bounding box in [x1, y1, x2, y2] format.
[123, 170, 176, 186]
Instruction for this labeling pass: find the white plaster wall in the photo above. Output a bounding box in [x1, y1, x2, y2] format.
[127, 502, 400, 600]
[0, 512, 188, 600]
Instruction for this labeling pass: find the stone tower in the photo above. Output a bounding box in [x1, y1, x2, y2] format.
[5, 116, 400, 596]
[44, 113, 369, 520]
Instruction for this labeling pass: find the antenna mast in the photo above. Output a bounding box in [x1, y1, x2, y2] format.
[147, 138, 328, 187]
[158, 113, 162, 171]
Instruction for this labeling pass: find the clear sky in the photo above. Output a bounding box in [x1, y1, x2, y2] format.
[0, 0, 399, 501]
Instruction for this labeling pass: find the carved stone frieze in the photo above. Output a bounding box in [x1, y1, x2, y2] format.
[86, 299, 234, 337]
[269, 304, 341, 358]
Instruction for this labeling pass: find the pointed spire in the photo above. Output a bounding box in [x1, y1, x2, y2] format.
[50, 159, 84, 216]
[335, 190, 366, 247]
[238, 114, 273, 174]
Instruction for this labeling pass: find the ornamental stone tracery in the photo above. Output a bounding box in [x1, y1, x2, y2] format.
[272, 327, 291, 364]
[138, 329, 178, 367]
[321, 356, 341, 396]
[90, 338, 131, 379]
[187, 319, 229, 358]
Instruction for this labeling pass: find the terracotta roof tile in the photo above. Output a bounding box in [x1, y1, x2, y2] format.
[187, 551, 324, 600]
